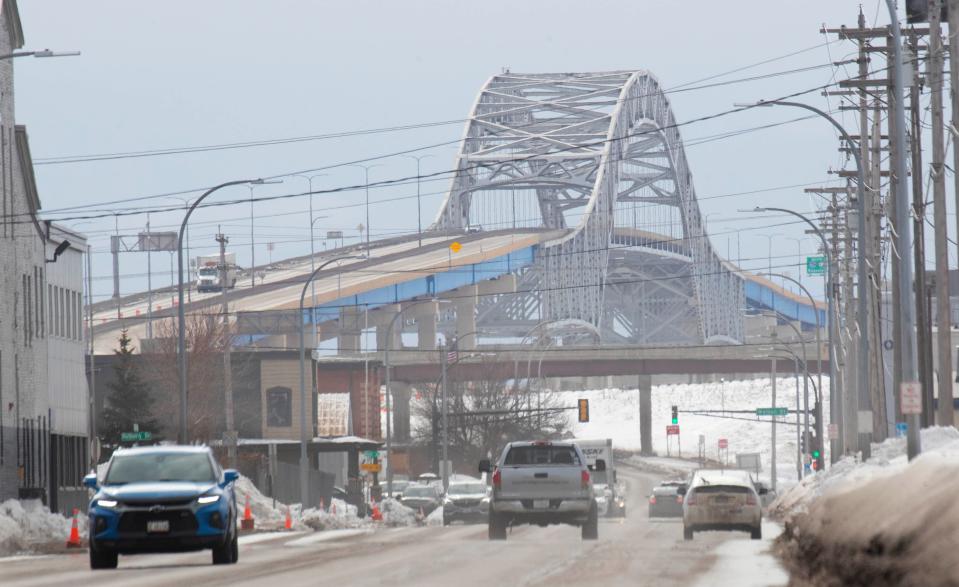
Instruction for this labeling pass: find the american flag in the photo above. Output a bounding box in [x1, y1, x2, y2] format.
[447, 348, 458, 363]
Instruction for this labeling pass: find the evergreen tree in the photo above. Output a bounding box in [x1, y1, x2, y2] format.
[100, 330, 162, 445]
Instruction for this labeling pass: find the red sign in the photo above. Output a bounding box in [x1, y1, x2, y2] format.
[718, 438, 728, 449]
[666, 425, 680, 435]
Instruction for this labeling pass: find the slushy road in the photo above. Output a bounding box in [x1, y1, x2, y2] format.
[0, 465, 786, 587]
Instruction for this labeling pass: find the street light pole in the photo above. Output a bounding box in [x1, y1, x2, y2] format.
[0, 49, 80, 60]
[350, 164, 383, 256]
[177, 179, 264, 444]
[746, 100, 869, 458]
[762, 271, 825, 470]
[755, 206, 839, 462]
[298, 255, 365, 505]
[404, 155, 433, 248]
[293, 174, 328, 333]
[246, 180, 283, 288]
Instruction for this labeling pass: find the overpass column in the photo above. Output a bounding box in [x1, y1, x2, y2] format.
[374, 304, 402, 352]
[454, 285, 477, 350]
[338, 307, 363, 354]
[411, 301, 439, 350]
[638, 374, 653, 456]
[392, 382, 412, 442]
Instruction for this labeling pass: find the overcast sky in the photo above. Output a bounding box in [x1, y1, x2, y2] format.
[15, 1, 905, 301]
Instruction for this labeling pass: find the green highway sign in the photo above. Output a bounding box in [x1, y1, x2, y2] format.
[756, 407, 788, 417]
[806, 255, 826, 276]
[120, 431, 152, 442]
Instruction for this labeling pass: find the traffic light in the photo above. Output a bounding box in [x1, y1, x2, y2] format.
[671, 405, 678, 425]
[578, 399, 590, 423]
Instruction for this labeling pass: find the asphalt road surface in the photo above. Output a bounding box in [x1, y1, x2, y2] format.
[0, 465, 784, 587]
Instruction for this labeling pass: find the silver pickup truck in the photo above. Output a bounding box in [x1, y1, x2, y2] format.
[478, 440, 600, 541]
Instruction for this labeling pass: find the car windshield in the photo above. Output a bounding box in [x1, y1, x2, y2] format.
[403, 485, 435, 498]
[448, 483, 486, 495]
[504, 445, 580, 466]
[104, 452, 217, 484]
[198, 267, 217, 276]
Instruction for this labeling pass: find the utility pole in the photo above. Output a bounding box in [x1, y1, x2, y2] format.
[929, 0, 955, 427]
[910, 33, 936, 428]
[771, 356, 777, 492]
[440, 340, 449, 491]
[217, 229, 236, 467]
[887, 35, 903, 435]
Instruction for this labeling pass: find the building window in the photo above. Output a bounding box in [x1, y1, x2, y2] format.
[266, 386, 293, 427]
[47, 284, 53, 336]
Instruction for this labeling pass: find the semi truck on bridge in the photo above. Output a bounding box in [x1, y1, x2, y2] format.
[196, 253, 237, 292]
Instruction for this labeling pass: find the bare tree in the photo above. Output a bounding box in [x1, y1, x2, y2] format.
[411, 355, 570, 471]
[142, 313, 232, 443]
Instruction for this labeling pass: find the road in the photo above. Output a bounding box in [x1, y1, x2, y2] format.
[0, 465, 786, 587]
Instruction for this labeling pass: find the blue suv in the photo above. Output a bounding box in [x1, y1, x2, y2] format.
[83, 445, 239, 569]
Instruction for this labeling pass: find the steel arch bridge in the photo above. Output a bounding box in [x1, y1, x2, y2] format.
[433, 70, 745, 345]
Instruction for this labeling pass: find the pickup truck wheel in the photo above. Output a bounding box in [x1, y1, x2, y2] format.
[488, 512, 507, 540]
[581, 501, 599, 540]
[89, 541, 118, 570]
[683, 526, 694, 541]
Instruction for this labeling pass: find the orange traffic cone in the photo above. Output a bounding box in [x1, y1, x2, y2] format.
[371, 503, 382, 522]
[241, 495, 255, 530]
[66, 508, 81, 548]
[284, 506, 293, 530]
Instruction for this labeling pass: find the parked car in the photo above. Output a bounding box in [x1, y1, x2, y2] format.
[390, 479, 410, 499]
[648, 483, 684, 518]
[84, 445, 240, 569]
[443, 481, 489, 525]
[682, 471, 763, 540]
[480, 440, 599, 541]
[399, 483, 443, 515]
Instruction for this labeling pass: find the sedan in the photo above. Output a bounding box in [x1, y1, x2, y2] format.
[399, 483, 442, 515]
[648, 485, 684, 518]
[442, 481, 489, 525]
[682, 472, 762, 540]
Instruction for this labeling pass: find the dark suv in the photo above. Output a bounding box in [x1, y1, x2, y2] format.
[84, 446, 239, 569]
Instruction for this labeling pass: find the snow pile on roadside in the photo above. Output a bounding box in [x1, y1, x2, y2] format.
[0, 500, 87, 556]
[777, 431, 959, 586]
[771, 426, 959, 519]
[425, 506, 444, 527]
[379, 498, 417, 527]
[301, 499, 368, 531]
[233, 475, 287, 529]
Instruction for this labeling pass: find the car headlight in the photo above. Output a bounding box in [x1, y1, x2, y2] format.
[197, 495, 220, 505]
[97, 498, 118, 508]
[481, 497, 490, 504]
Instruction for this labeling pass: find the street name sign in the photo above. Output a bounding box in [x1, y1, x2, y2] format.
[755, 407, 788, 417]
[121, 431, 152, 442]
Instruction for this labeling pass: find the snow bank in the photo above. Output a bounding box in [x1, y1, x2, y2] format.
[775, 426, 959, 586]
[425, 506, 444, 527]
[379, 498, 417, 527]
[771, 426, 959, 519]
[0, 500, 87, 557]
[234, 475, 288, 529]
[301, 500, 367, 531]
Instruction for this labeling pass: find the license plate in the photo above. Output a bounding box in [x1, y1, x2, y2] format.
[147, 520, 170, 533]
[533, 499, 549, 509]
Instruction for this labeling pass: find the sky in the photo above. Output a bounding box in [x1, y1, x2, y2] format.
[12, 1, 913, 303]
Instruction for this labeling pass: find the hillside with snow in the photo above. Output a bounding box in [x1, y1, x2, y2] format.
[561, 377, 830, 487]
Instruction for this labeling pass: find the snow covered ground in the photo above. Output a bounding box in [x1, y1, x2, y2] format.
[0, 500, 86, 557]
[560, 377, 828, 489]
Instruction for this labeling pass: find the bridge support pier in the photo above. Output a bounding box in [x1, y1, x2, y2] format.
[411, 301, 439, 350]
[452, 286, 477, 350]
[338, 307, 363, 354]
[638, 374, 653, 456]
[392, 382, 412, 442]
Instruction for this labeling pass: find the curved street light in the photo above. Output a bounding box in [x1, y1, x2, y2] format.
[177, 179, 266, 444]
[298, 254, 366, 505]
